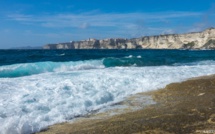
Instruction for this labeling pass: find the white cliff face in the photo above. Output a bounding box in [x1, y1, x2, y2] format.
[43, 28, 215, 49]
[135, 28, 215, 49]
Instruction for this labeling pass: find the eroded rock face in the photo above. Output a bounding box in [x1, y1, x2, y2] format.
[43, 28, 215, 49]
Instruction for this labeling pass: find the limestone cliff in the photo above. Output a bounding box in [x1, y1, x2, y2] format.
[43, 28, 215, 49]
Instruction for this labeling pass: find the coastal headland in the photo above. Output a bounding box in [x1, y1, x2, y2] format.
[38, 75, 215, 134]
[43, 28, 215, 50]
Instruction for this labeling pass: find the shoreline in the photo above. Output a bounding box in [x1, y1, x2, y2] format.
[37, 75, 215, 134]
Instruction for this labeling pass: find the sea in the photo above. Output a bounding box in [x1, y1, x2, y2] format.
[0, 49, 215, 134]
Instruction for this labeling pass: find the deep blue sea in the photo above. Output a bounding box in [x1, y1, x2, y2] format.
[1, 49, 215, 134]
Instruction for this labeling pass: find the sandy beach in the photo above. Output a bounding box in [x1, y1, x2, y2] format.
[37, 75, 215, 134]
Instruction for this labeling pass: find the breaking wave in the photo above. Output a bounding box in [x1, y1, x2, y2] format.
[0, 60, 104, 78]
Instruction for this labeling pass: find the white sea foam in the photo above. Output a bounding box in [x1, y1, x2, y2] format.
[0, 62, 215, 134]
[125, 55, 133, 58]
[174, 60, 215, 66]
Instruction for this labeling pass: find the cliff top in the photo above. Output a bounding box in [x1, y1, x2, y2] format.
[142, 27, 215, 38]
[43, 27, 215, 50]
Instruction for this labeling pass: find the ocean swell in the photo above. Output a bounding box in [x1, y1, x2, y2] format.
[1, 57, 215, 78]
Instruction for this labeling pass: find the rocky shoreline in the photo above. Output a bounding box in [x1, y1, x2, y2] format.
[43, 28, 215, 50]
[37, 75, 215, 134]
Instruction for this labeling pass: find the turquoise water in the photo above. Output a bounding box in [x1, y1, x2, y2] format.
[0, 49, 215, 134]
[1, 49, 215, 78]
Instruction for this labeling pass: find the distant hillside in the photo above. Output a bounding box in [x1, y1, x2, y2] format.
[43, 28, 215, 50]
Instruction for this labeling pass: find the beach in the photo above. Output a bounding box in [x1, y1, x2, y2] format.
[38, 75, 215, 134]
[1, 49, 215, 134]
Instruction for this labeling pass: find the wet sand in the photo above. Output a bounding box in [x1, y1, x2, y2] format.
[38, 75, 215, 134]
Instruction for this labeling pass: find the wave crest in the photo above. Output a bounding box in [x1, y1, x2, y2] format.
[0, 60, 104, 78]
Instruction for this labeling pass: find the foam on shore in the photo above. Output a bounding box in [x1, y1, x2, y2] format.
[38, 75, 215, 134]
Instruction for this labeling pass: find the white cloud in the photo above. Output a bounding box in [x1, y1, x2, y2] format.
[79, 22, 90, 29]
[4, 11, 208, 40]
[6, 11, 202, 29]
[161, 29, 175, 35]
[7, 14, 33, 21]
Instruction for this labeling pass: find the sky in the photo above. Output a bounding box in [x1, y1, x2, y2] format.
[0, 0, 215, 49]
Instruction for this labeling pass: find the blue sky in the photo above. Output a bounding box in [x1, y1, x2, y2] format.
[0, 0, 215, 49]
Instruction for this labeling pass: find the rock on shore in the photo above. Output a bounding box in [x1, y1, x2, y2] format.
[43, 28, 215, 49]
